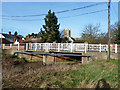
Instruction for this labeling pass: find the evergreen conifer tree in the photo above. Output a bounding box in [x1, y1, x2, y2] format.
[39, 10, 61, 43]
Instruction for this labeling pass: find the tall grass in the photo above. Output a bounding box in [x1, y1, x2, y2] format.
[3, 59, 118, 88]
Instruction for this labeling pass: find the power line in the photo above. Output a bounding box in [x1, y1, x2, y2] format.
[111, 4, 118, 18]
[56, 2, 105, 13]
[2, 14, 46, 18]
[60, 9, 108, 19]
[2, 18, 44, 21]
[105, 2, 117, 20]
[2, 2, 106, 18]
[2, 9, 108, 21]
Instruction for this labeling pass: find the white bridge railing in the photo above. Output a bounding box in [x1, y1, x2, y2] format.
[30, 43, 86, 52]
[1, 43, 120, 53]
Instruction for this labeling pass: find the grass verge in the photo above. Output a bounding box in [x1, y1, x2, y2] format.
[2, 54, 118, 88]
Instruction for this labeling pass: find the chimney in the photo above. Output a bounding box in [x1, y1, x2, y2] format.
[69, 30, 71, 37]
[13, 38, 16, 43]
[9, 32, 11, 35]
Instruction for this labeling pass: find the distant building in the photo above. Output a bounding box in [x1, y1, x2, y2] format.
[0, 32, 25, 44]
[60, 29, 86, 43]
[61, 29, 74, 43]
[23, 34, 41, 43]
[73, 38, 85, 43]
[63, 29, 71, 38]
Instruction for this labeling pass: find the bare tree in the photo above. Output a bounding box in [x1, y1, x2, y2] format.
[110, 22, 118, 39]
[81, 24, 101, 43]
[81, 22, 119, 44]
[105, 22, 119, 43]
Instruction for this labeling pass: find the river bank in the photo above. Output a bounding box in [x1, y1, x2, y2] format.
[2, 54, 118, 88]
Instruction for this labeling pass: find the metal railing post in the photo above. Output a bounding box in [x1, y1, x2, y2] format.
[99, 44, 101, 52]
[61, 43, 63, 50]
[18, 43, 20, 51]
[48, 43, 50, 50]
[26, 43, 28, 51]
[84, 43, 87, 53]
[31, 43, 33, 49]
[35, 43, 37, 51]
[10, 44, 12, 49]
[115, 44, 117, 53]
[46, 43, 48, 51]
[39, 43, 41, 50]
[70, 43, 73, 52]
[50, 43, 52, 50]
[58, 43, 60, 52]
[56, 43, 57, 50]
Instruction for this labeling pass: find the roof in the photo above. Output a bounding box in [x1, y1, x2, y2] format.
[2, 34, 19, 42]
[0, 34, 5, 38]
[2, 38, 11, 44]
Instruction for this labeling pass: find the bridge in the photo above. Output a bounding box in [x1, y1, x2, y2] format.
[2, 43, 120, 62]
[14, 51, 95, 65]
[1, 43, 120, 53]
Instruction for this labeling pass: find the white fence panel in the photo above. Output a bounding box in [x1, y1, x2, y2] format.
[88, 44, 100, 51]
[101, 44, 107, 52]
[72, 43, 85, 51]
[2, 43, 120, 53]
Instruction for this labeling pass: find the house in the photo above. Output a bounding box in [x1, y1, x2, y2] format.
[22, 34, 41, 43]
[73, 38, 85, 43]
[0, 32, 25, 44]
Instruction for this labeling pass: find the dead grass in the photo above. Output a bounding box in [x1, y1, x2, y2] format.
[2, 55, 118, 88]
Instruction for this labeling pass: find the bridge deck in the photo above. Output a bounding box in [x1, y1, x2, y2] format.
[14, 51, 95, 65]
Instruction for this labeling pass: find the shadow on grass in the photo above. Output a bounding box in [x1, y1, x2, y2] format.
[95, 79, 111, 89]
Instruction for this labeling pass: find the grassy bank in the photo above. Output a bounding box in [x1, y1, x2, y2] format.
[2, 54, 118, 88]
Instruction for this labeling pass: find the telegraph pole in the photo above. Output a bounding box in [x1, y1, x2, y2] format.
[107, 0, 111, 61]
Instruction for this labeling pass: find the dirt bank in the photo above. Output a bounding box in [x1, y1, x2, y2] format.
[2, 54, 82, 88]
[2, 54, 118, 88]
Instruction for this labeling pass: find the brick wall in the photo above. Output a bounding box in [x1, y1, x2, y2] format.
[2, 44, 25, 50]
[4, 46, 10, 49]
